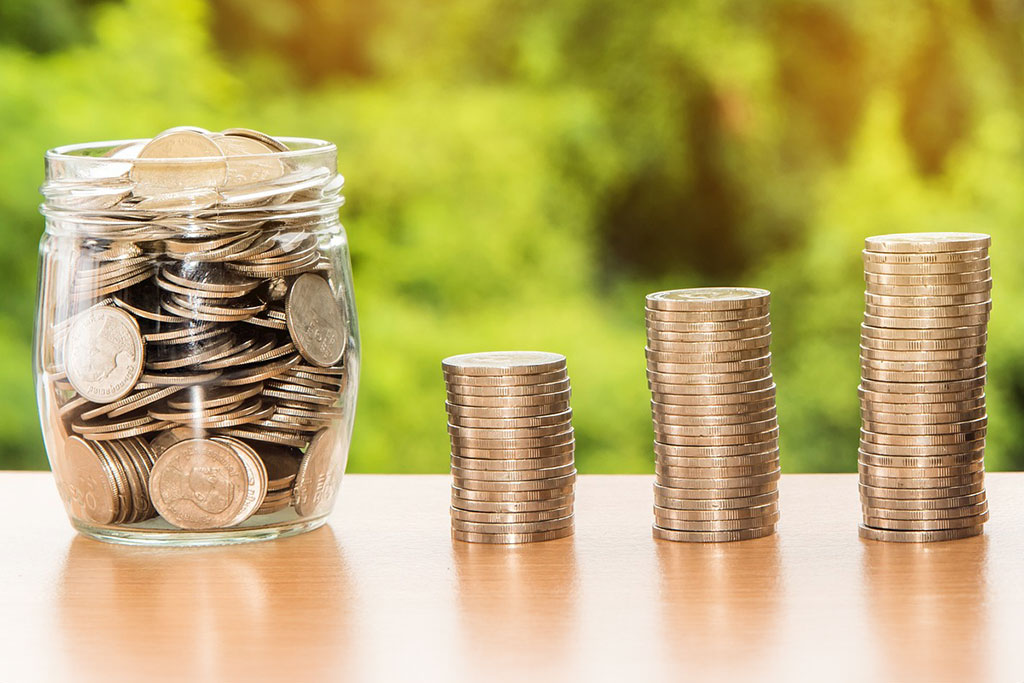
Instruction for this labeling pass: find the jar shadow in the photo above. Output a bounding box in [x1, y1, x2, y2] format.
[57, 525, 354, 681]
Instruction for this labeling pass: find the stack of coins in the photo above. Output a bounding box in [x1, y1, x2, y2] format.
[442, 352, 576, 544]
[858, 232, 992, 542]
[40, 126, 351, 531]
[645, 288, 781, 542]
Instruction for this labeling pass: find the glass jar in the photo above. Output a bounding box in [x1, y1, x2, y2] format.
[34, 128, 359, 545]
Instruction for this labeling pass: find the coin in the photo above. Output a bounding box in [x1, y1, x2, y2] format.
[450, 494, 574, 513]
[293, 428, 345, 517]
[645, 287, 770, 311]
[450, 506, 573, 524]
[652, 525, 775, 543]
[286, 273, 346, 367]
[446, 389, 572, 407]
[862, 501, 987, 520]
[447, 408, 573, 429]
[450, 453, 575, 471]
[443, 369, 568, 386]
[442, 351, 566, 376]
[54, 436, 121, 524]
[450, 515, 574, 535]
[857, 524, 983, 542]
[654, 489, 779, 510]
[863, 232, 991, 253]
[452, 525, 574, 544]
[445, 378, 572, 397]
[654, 510, 780, 532]
[450, 464, 576, 482]
[64, 306, 145, 404]
[645, 304, 770, 322]
[861, 248, 989, 264]
[149, 438, 256, 529]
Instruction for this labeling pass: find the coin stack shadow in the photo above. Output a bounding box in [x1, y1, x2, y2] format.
[442, 351, 576, 544]
[645, 288, 781, 542]
[858, 232, 992, 542]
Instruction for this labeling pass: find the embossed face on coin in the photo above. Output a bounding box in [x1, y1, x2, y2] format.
[293, 428, 345, 517]
[149, 438, 250, 529]
[64, 306, 144, 404]
[286, 273, 346, 368]
[56, 436, 120, 524]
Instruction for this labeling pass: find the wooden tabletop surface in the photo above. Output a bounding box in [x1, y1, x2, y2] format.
[3, 471, 1023, 682]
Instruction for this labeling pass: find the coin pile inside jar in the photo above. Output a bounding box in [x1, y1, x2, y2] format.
[442, 351, 576, 544]
[41, 126, 350, 531]
[858, 232, 992, 542]
[645, 288, 781, 542]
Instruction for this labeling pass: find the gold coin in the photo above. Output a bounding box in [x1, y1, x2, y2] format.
[860, 490, 986, 511]
[645, 344, 770, 364]
[654, 439, 780, 458]
[645, 333, 772, 353]
[863, 269, 991, 286]
[857, 385, 984, 405]
[447, 408, 573, 429]
[646, 314, 771, 333]
[861, 501, 987, 521]
[858, 344, 984, 362]
[654, 417, 778, 437]
[655, 461, 778, 479]
[450, 453, 575, 471]
[445, 389, 572, 408]
[864, 291, 991, 307]
[450, 463, 576, 482]
[653, 502, 777, 521]
[645, 324, 772, 343]
[442, 369, 567, 386]
[441, 351, 566, 377]
[653, 407, 777, 427]
[655, 426, 779, 448]
[654, 510, 780, 532]
[450, 441, 575, 460]
[859, 375, 986, 395]
[452, 525, 574, 544]
[863, 260, 990, 276]
[656, 468, 780, 490]
[650, 376, 775, 397]
[451, 514, 574, 535]
[862, 313, 989, 329]
[450, 506, 573, 524]
[656, 450, 779, 469]
[445, 401, 571, 419]
[860, 354, 984, 371]
[645, 355, 771, 375]
[644, 304, 770, 322]
[444, 378, 571, 397]
[861, 248, 989, 264]
[654, 481, 778, 500]
[654, 488, 779, 510]
[857, 524, 983, 542]
[652, 399, 776, 419]
[645, 287, 770, 311]
[652, 524, 775, 543]
[451, 484, 574, 502]
[857, 450, 983, 468]
[450, 493, 574, 513]
[650, 384, 776, 407]
[858, 480, 985, 500]
[863, 232, 991, 253]
[862, 511, 989, 531]
[452, 471, 576, 493]
[860, 329, 986, 351]
[859, 407, 986, 426]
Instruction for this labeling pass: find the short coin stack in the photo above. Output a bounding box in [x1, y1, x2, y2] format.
[442, 351, 576, 544]
[645, 288, 781, 542]
[858, 232, 992, 542]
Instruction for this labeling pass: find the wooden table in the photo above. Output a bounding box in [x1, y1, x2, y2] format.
[3, 472, 1023, 682]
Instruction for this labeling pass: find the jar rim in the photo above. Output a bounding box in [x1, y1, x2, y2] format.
[45, 136, 337, 165]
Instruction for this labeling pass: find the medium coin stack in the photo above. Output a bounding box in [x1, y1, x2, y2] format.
[442, 352, 576, 544]
[41, 126, 350, 531]
[858, 232, 992, 542]
[645, 288, 781, 542]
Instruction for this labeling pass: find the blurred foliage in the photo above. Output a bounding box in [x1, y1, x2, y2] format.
[2, 0, 1024, 473]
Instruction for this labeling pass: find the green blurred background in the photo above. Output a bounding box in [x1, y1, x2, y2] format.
[2, 0, 1023, 473]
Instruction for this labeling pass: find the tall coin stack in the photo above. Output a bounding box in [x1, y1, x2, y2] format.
[442, 351, 576, 544]
[858, 232, 992, 542]
[645, 288, 781, 542]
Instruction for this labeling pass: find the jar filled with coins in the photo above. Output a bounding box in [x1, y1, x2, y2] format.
[34, 127, 358, 544]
